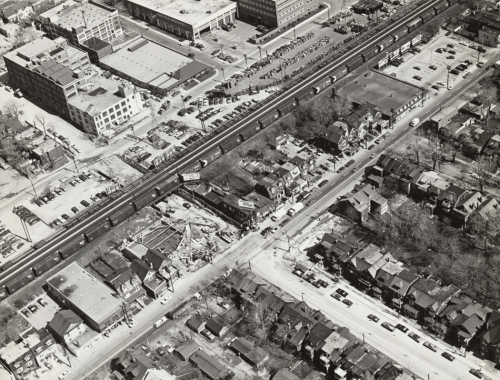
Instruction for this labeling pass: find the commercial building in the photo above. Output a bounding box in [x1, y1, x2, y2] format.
[337, 70, 426, 124]
[237, 0, 320, 28]
[67, 76, 143, 136]
[123, 0, 238, 40]
[46, 262, 125, 332]
[4, 36, 91, 118]
[0, 0, 33, 23]
[100, 38, 213, 96]
[460, 11, 500, 47]
[39, 0, 122, 57]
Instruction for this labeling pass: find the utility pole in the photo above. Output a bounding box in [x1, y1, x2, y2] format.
[293, 27, 296, 40]
[243, 54, 248, 69]
[258, 45, 262, 62]
[446, 65, 451, 90]
[180, 95, 186, 109]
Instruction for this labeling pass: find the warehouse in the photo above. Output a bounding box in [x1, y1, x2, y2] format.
[100, 38, 213, 96]
[46, 262, 125, 332]
[337, 70, 426, 124]
[123, 0, 238, 40]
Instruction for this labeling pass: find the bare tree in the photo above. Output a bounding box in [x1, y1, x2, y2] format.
[331, 96, 352, 118]
[35, 113, 48, 136]
[470, 156, 494, 192]
[407, 135, 423, 164]
[468, 211, 500, 253]
[4, 100, 22, 116]
[12, 27, 28, 48]
[424, 136, 443, 171]
[442, 140, 459, 163]
[479, 84, 498, 126]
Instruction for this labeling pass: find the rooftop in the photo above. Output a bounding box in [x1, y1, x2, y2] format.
[126, 0, 236, 26]
[4, 36, 65, 64]
[338, 71, 424, 115]
[46, 262, 123, 324]
[100, 38, 210, 90]
[68, 75, 133, 115]
[40, 0, 117, 32]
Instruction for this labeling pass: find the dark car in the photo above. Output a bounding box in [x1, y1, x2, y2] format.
[312, 280, 322, 288]
[318, 180, 328, 187]
[441, 352, 455, 361]
[382, 322, 396, 332]
[184, 95, 192, 102]
[37, 298, 48, 307]
[279, 219, 290, 227]
[337, 166, 345, 173]
[342, 299, 353, 307]
[183, 203, 192, 209]
[71, 206, 79, 214]
[408, 332, 421, 342]
[429, 65, 437, 70]
[345, 159, 355, 167]
[22, 309, 31, 317]
[469, 369, 483, 378]
[368, 314, 380, 322]
[478, 46, 486, 53]
[396, 324, 409, 333]
[335, 288, 348, 297]
[80, 200, 90, 207]
[304, 273, 316, 283]
[61, 214, 70, 221]
[450, 69, 460, 75]
[330, 293, 342, 301]
[317, 279, 328, 288]
[35, 199, 44, 207]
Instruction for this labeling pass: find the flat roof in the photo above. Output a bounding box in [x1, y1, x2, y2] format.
[40, 0, 116, 31]
[126, 0, 236, 26]
[68, 75, 131, 115]
[101, 38, 209, 90]
[337, 71, 424, 115]
[4, 36, 61, 64]
[47, 262, 123, 324]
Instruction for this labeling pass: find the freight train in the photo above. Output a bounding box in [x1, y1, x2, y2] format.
[0, 0, 457, 301]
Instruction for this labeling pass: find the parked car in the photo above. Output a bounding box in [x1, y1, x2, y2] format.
[318, 179, 328, 187]
[423, 342, 437, 352]
[441, 352, 455, 361]
[28, 305, 38, 313]
[160, 296, 171, 305]
[408, 332, 421, 342]
[367, 314, 380, 322]
[317, 279, 328, 288]
[382, 322, 396, 332]
[335, 288, 348, 297]
[71, 207, 79, 214]
[201, 329, 215, 340]
[80, 200, 90, 207]
[292, 269, 305, 277]
[330, 293, 342, 301]
[469, 369, 483, 378]
[396, 324, 409, 333]
[429, 65, 437, 70]
[22, 309, 31, 317]
[61, 214, 70, 221]
[342, 299, 353, 307]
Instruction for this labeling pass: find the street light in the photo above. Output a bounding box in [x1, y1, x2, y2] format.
[180, 95, 186, 109]
[258, 45, 262, 62]
[243, 54, 248, 69]
[221, 67, 226, 82]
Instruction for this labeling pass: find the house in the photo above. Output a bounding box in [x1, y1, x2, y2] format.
[186, 315, 206, 333]
[272, 368, 301, 380]
[130, 259, 168, 299]
[189, 350, 228, 380]
[405, 278, 461, 320]
[317, 233, 357, 272]
[255, 173, 286, 201]
[475, 198, 499, 220]
[378, 268, 418, 306]
[0, 114, 26, 140]
[270, 134, 288, 149]
[47, 309, 101, 356]
[316, 123, 349, 154]
[143, 248, 180, 286]
[174, 341, 201, 361]
[106, 267, 146, 303]
[31, 139, 66, 167]
[479, 310, 500, 364]
[114, 347, 175, 380]
[411, 171, 450, 214]
[371, 154, 423, 195]
[228, 337, 268, 367]
[451, 191, 484, 227]
[337, 184, 388, 223]
[205, 318, 229, 338]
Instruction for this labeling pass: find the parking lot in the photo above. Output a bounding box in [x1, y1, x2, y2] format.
[380, 32, 491, 93]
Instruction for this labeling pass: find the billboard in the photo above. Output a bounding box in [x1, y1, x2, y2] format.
[181, 173, 201, 182]
[378, 56, 389, 68]
[238, 200, 255, 209]
[400, 42, 411, 53]
[411, 34, 422, 46]
[390, 49, 400, 59]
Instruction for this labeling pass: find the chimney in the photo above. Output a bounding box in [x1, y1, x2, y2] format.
[81, 10, 87, 29]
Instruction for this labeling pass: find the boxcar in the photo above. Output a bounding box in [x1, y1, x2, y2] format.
[33, 253, 61, 276]
[277, 98, 298, 116]
[220, 136, 242, 154]
[156, 177, 181, 194]
[84, 220, 112, 242]
[313, 77, 332, 93]
[362, 46, 379, 62]
[6, 270, 34, 294]
[377, 36, 394, 51]
[434, 2, 447, 14]
[239, 124, 261, 141]
[391, 28, 408, 42]
[133, 190, 159, 210]
[346, 56, 363, 72]
[258, 111, 280, 128]
[420, 10, 435, 23]
[199, 148, 222, 168]
[109, 203, 135, 226]
[405, 18, 422, 33]
[58, 235, 86, 259]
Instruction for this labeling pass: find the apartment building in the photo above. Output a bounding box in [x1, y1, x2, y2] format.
[3, 36, 90, 118]
[237, 0, 320, 28]
[39, 0, 122, 48]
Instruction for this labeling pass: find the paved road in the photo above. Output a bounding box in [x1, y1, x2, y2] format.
[0, 0, 444, 291]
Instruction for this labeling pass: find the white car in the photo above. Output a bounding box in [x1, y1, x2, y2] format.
[219, 301, 230, 310]
[270, 227, 279, 233]
[410, 118, 420, 127]
[436, 81, 445, 87]
[128, 318, 137, 328]
[448, 85, 454, 90]
[59, 370, 70, 380]
[370, 153, 378, 159]
[160, 296, 171, 305]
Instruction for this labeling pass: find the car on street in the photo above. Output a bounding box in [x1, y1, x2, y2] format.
[413, 66, 420, 70]
[469, 369, 483, 378]
[396, 324, 409, 333]
[423, 342, 437, 352]
[337, 166, 345, 173]
[335, 288, 348, 297]
[408, 332, 421, 342]
[369, 153, 378, 159]
[448, 50, 456, 54]
[292, 269, 305, 277]
[413, 75, 422, 81]
[304, 273, 316, 283]
[317, 279, 328, 288]
[59, 370, 70, 380]
[436, 81, 445, 87]
[429, 65, 437, 70]
[71, 207, 79, 214]
[183, 203, 191, 209]
[345, 159, 355, 167]
[342, 299, 353, 307]
[367, 314, 380, 322]
[128, 319, 137, 328]
[381, 322, 395, 331]
[450, 69, 460, 75]
[312, 280, 322, 288]
[279, 219, 290, 227]
[318, 179, 328, 187]
[80, 200, 90, 207]
[464, 72, 471, 78]
[448, 85, 454, 90]
[62, 214, 70, 220]
[270, 226, 279, 234]
[431, 85, 440, 91]
[441, 352, 455, 361]
[160, 296, 171, 305]
[330, 293, 342, 301]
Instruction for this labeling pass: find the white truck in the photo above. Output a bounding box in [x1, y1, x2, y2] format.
[271, 208, 287, 222]
[154, 316, 168, 328]
[288, 202, 304, 217]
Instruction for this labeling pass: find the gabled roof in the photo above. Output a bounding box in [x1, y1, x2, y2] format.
[189, 350, 226, 380]
[481, 324, 500, 345]
[175, 341, 200, 361]
[205, 318, 227, 336]
[130, 259, 153, 282]
[228, 337, 253, 355]
[186, 315, 206, 332]
[272, 368, 301, 380]
[144, 248, 171, 271]
[48, 309, 83, 336]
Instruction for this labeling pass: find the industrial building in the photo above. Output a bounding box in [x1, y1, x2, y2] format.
[4, 36, 91, 118]
[237, 0, 320, 28]
[46, 262, 125, 332]
[38, 0, 122, 59]
[123, 0, 238, 40]
[100, 38, 213, 96]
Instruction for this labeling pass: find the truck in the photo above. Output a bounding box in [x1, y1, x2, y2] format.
[154, 316, 168, 328]
[288, 202, 304, 217]
[271, 208, 287, 222]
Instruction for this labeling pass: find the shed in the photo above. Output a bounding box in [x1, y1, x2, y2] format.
[205, 318, 229, 337]
[174, 341, 200, 361]
[186, 315, 206, 333]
